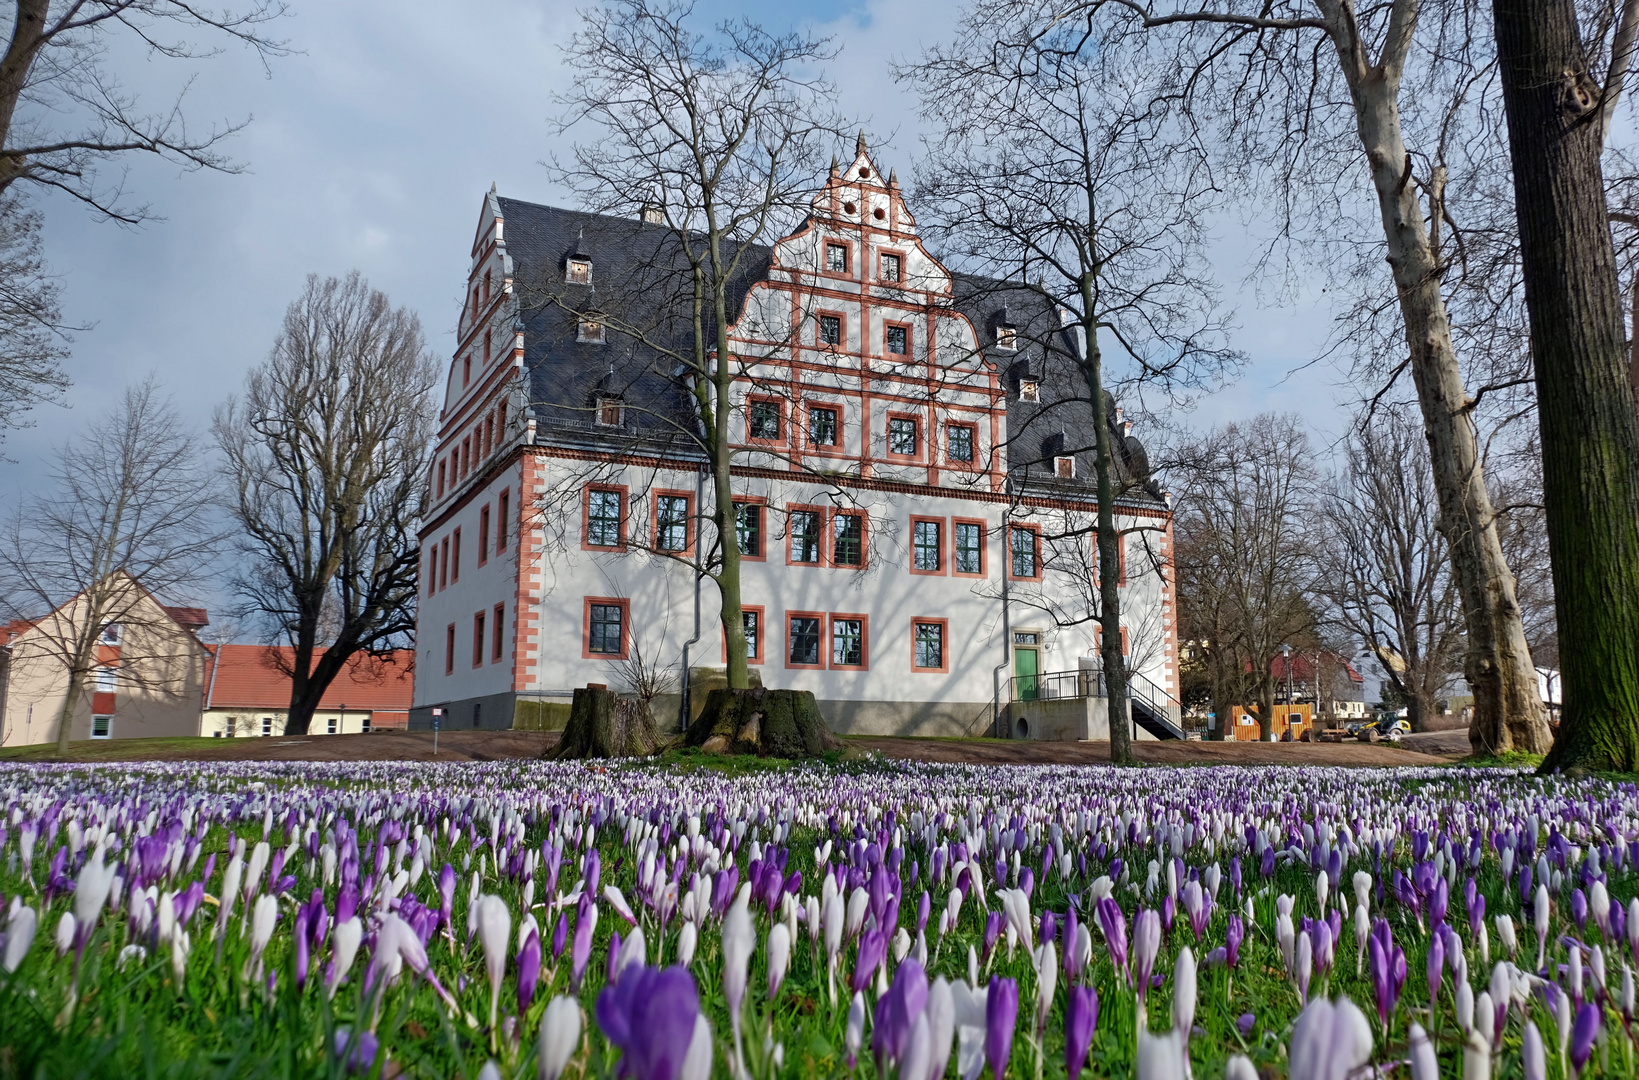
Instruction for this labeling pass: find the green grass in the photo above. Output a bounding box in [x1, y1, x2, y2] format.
[0, 736, 229, 763]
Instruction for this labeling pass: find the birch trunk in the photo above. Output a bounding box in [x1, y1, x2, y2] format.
[1317, 0, 1552, 755]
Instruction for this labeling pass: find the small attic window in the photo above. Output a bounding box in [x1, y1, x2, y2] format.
[566, 258, 592, 285]
[596, 396, 623, 426]
[996, 325, 1017, 350]
[578, 318, 606, 344]
[1055, 456, 1076, 479]
[641, 204, 664, 225]
[1019, 379, 1040, 403]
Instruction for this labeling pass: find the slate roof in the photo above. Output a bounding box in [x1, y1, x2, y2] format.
[498, 197, 1164, 507]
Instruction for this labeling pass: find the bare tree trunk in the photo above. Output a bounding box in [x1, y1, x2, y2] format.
[1256, 679, 1276, 742]
[710, 230, 749, 691]
[1319, 0, 1551, 755]
[1494, 0, 1639, 771]
[54, 665, 86, 753]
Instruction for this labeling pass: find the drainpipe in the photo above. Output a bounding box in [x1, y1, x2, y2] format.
[676, 463, 706, 733]
[991, 476, 1014, 738]
[203, 642, 222, 736]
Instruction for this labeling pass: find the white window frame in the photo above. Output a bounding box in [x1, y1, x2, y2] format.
[90, 715, 112, 739]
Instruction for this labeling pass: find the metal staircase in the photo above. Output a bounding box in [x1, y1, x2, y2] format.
[1127, 670, 1187, 740]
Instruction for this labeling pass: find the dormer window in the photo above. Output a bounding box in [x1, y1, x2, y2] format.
[596, 396, 623, 426]
[641, 204, 664, 225]
[996, 325, 1017, 350]
[1019, 379, 1040, 403]
[825, 243, 848, 273]
[1055, 456, 1076, 479]
[566, 258, 592, 285]
[578, 318, 606, 344]
[880, 253, 901, 282]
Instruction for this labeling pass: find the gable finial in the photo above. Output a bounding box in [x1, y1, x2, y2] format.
[889, 167, 898, 186]
[857, 129, 868, 157]
[830, 154, 839, 177]
[490, 181, 497, 193]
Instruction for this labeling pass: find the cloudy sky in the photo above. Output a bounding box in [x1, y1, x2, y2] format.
[8, 0, 1352, 520]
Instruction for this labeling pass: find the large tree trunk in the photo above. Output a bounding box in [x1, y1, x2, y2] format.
[1494, 0, 1639, 772]
[551, 685, 663, 759]
[54, 667, 86, 753]
[1256, 679, 1276, 742]
[686, 687, 839, 758]
[1318, 0, 1552, 755]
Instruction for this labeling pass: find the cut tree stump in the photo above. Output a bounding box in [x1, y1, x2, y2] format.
[548, 686, 662, 759]
[684, 687, 841, 758]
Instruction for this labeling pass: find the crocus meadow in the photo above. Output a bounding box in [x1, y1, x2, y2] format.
[0, 757, 1635, 1079]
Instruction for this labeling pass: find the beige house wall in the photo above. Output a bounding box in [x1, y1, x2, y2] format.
[200, 708, 382, 738]
[0, 586, 208, 747]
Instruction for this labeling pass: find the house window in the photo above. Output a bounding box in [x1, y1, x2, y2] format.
[885, 325, 908, 356]
[478, 506, 491, 565]
[440, 538, 449, 589]
[955, 521, 984, 575]
[788, 615, 822, 666]
[642, 204, 664, 224]
[497, 491, 509, 552]
[445, 624, 456, 674]
[587, 601, 626, 656]
[656, 494, 690, 552]
[809, 406, 838, 446]
[362, 715, 372, 733]
[597, 397, 623, 426]
[91, 716, 112, 740]
[789, 510, 822, 563]
[913, 621, 945, 671]
[831, 617, 865, 667]
[451, 528, 461, 582]
[262, 717, 274, 736]
[462, 438, 471, 477]
[437, 461, 446, 497]
[749, 399, 782, 441]
[742, 609, 761, 661]
[95, 665, 117, 692]
[735, 502, 763, 558]
[1019, 380, 1040, 402]
[832, 513, 864, 567]
[566, 258, 592, 285]
[819, 314, 842, 346]
[586, 488, 624, 548]
[99, 623, 121, 645]
[826, 243, 848, 273]
[327, 717, 338, 735]
[1055, 456, 1076, 479]
[473, 611, 486, 667]
[578, 318, 605, 343]
[996, 325, 1017, 350]
[483, 270, 491, 304]
[880, 253, 901, 282]
[947, 424, 974, 463]
[888, 417, 918, 457]
[463, 354, 471, 386]
[1011, 527, 1040, 579]
[493, 603, 506, 661]
[913, 519, 942, 572]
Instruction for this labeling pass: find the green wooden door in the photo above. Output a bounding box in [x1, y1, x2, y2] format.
[1014, 642, 1039, 701]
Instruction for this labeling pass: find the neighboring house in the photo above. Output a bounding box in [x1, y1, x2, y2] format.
[411, 142, 1181, 738]
[201, 646, 414, 737]
[1269, 650, 1367, 723]
[0, 573, 212, 746]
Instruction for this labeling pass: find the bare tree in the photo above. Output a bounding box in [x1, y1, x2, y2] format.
[216, 272, 436, 736]
[0, 193, 67, 434]
[546, 0, 851, 693]
[1172, 414, 1318, 741]
[1491, 0, 1639, 770]
[0, 378, 217, 751]
[0, 0, 288, 222]
[979, 0, 1552, 754]
[1320, 407, 1465, 732]
[903, 14, 1238, 762]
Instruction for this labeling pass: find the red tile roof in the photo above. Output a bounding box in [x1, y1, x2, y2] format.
[204, 645, 414, 712]
[163, 606, 210, 630]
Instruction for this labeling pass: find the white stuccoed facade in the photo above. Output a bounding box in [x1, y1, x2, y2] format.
[411, 145, 1180, 739]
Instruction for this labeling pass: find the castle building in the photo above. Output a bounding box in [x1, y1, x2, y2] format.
[410, 143, 1181, 739]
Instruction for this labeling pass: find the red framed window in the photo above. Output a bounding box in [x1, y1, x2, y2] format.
[439, 538, 449, 590]
[497, 490, 510, 552]
[472, 611, 486, 668]
[831, 512, 866, 568]
[884, 323, 911, 357]
[653, 490, 694, 554]
[818, 312, 844, 348]
[734, 499, 766, 561]
[724, 604, 766, 664]
[807, 404, 840, 447]
[451, 528, 461, 583]
[462, 437, 471, 477]
[746, 396, 784, 444]
[583, 597, 630, 660]
[785, 611, 826, 669]
[478, 505, 491, 566]
[829, 613, 868, 669]
[879, 251, 903, 283]
[824, 242, 849, 274]
[954, 518, 988, 578]
[463, 354, 471, 386]
[444, 623, 456, 674]
[947, 423, 977, 466]
[437, 461, 446, 497]
[911, 517, 944, 575]
[887, 415, 920, 458]
[787, 507, 825, 565]
[492, 603, 505, 662]
[1009, 524, 1042, 581]
[583, 486, 627, 550]
[912, 618, 950, 673]
[426, 547, 437, 597]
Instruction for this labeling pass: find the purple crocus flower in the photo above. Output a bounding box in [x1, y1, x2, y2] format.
[552, 912, 569, 961]
[1260, 847, 1276, 878]
[1229, 856, 1242, 900]
[571, 896, 596, 990]
[437, 863, 456, 928]
[1429, 878, 1448, 926]
[1237, 1012, 1256, 1037]
[1063, 906, 1079, 982]
[1040, 912, 1056, 948]
[982, 911, 1004, 965]
[1133, 910, 1161, 1002]
[853, 928, 887, 995]
[517, 930, 542, 1014]
[1426, 933, 1443, 1007]
[596, 965, 701, 1080]
[1573, 889, 1589, 933]
[332, 1029, 380, 1074]
[585, 849, 601, 896]
[1096, 897, 1129, 982]
[1571, 1001, 1600, 1074]
[986, 976, 1019, 1080]
[872, 958, 928, 1070]
[1226, 914, 1244, 969]
[1161, 893, 1175, 933]
[916, 890, 931, 936]
[1065, 984, 1098, 1080]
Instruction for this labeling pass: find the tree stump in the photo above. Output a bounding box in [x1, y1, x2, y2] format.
[684, 688, 841, 758]
[548, 686, 663, 759]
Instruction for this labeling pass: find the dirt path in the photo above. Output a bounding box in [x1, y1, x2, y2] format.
[851, 736, 1455, 767]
